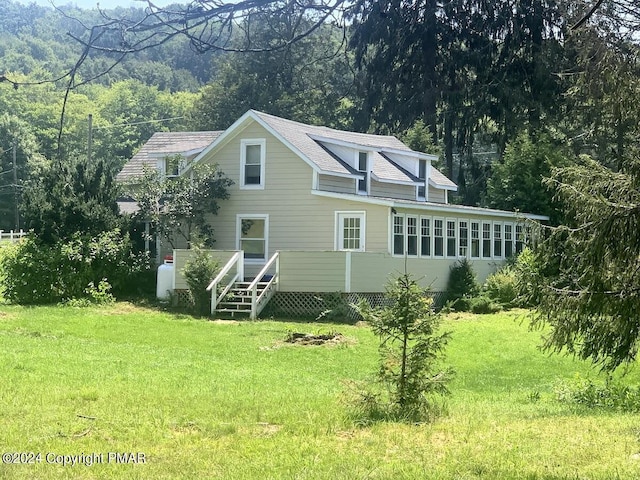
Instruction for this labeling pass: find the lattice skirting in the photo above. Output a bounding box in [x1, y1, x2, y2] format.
[261, 291, 447, 322]
[173, 289, 446, 321]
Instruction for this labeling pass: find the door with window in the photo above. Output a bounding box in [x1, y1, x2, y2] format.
[336, 212, 365, 251]
[237, 215, 268, 263]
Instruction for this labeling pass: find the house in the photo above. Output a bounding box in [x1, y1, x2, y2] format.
[117, 110, 547, 318]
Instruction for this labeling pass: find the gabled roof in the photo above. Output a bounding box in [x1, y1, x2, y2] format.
[116, 131, 222, 182]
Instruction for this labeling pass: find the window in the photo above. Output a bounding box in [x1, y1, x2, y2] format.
[493, 223, 503, 258]
[420, 217, 431, 257]
[515, 224, 525, 254]
[237, 215, 268, 262]
[504, 223, 514, 257]
[164, 156, 180, 177]
[471, 221, 480, 259]
[393, 215, 404, 255]
[358, 152, 368, 193]
[407, 216, 418, 256]
[446, 219, 456, 257]
[434, 218, 444, 257]
[337, 212, 365, 251]
[240, 139, 266, 189]
[417, 159, 427, 199]
[482, 222, 492, 258]
[459, 220, 468, 257]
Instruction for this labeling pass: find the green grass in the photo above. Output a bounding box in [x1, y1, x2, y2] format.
[1, 304, 640, 479]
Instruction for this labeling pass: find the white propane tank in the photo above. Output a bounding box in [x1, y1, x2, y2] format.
[156, 256, 174, 300]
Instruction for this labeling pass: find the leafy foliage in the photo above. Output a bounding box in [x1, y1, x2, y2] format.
[484, 132, 572, 224]
[0, 230, 151, 304]
[20, 155, 123, 244]
[526, 155, 640, 371]
[555, 375, 640, 412]
[127, 160, 233, 249]
[353, 274, 453, 422]
[182, 243, 219, 316]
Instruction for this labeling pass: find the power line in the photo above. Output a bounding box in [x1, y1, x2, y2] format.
[92, 116, 186, 130]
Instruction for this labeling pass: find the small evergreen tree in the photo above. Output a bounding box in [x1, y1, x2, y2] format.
[182, 243, 219, 316]
[354, 274, 453, 422]
[445, 258, 480, 310]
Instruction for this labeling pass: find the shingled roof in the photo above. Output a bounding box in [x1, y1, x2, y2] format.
[116, 131, 222, 182]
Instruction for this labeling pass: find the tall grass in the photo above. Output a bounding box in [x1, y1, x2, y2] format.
[1, 304, 639, 479]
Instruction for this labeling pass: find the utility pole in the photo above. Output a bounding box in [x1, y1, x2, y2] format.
[12, 140, 18, 230]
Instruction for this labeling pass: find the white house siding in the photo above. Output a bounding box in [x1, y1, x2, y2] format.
[370, 180, 416, 201]
[428, 185, 446, 203]
[278, 251, 346, 292]
[173, 249, 239, 290]
[198, 121, 393, 259]
[318, 174, 354, 194]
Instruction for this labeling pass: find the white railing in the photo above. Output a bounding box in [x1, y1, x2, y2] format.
[0, 230, 26, 242]
[206, 251, 244, 314]
[248, 251, 280, 320]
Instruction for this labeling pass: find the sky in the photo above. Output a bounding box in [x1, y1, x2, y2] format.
[23, 0, 178, 10]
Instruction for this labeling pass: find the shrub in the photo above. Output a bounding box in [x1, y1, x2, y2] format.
[469, 295, 501, 314]
[182, 244, 219, 316]
[555, 375, 640, 412]
[511, 247, 542, 307]
[483, 267, 518, 307]
[445, 259, 480, 311]
[0, 230, 150, 304]
[352, 273, 453, 422]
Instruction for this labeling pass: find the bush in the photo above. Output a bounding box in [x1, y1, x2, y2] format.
[445, 259, 480, 311]
[511, 247, 542, 307]
[555, 375, 640, 412]
[182, 244, 219, 316]
[0, 230, 150, 304]
[469, 295, 501, 314]
[483, 267, 518, 307]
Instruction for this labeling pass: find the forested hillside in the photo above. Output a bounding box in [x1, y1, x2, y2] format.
[1, 0, 639, 233]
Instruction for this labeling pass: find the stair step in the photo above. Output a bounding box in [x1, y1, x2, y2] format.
[216, 303, 252, 310]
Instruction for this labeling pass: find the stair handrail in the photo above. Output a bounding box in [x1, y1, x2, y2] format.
[206, 251, 243, 314]
[248, 251, 280, 319]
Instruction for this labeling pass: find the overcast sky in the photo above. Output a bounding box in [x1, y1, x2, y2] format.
[23, 0, 178, 10]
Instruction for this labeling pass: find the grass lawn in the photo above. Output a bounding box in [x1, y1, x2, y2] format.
[1, 304, 640, 479]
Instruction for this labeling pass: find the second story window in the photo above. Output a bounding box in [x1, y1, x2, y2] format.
[357, 151, 368, 194]
[241, 139, 266, 189]
[418, 159, 427, 200]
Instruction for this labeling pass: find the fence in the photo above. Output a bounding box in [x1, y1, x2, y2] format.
[0, 230, 26, 243]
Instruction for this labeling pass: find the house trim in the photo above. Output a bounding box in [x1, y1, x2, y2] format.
[311, 190, 549, 221]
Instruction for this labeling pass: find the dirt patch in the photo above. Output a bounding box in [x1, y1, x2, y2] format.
[284, 332, 347, 346]
[211, 319, 240, 325]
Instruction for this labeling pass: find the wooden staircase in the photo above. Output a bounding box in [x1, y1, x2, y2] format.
[215, 281, 272, 318]
[207, 251, 279, 320]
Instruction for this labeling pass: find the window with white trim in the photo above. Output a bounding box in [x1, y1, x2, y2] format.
[357, 152, 368, 194]
[240, 139, 266, 189]
[237, 215, 268, 262]
[417, 159, 427, 200]
[433, 218, 444, 257]
[515, 224, 525, 254]
[336, 212, 365, 251]
[471, 221, 480, 259]
[459, 220, 469, 258]
[407, 215, 418, 256]
[504, 223, 514, 257]
[482, 222, 492, 258]
[420, 217, 431, 257]
[393, 215, 404, 255]
[493, 223, 503, 258]
[164, 156, 180, 177]
[446, 219, 456, 257]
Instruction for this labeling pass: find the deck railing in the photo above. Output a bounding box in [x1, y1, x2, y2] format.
[206, 251, 244, 314]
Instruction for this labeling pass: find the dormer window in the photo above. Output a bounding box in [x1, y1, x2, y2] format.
[357, 151, 368, 194]
[163, 155, 182, 178]
[417, 159, 427, 200]
[240, 139, 266, 189]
